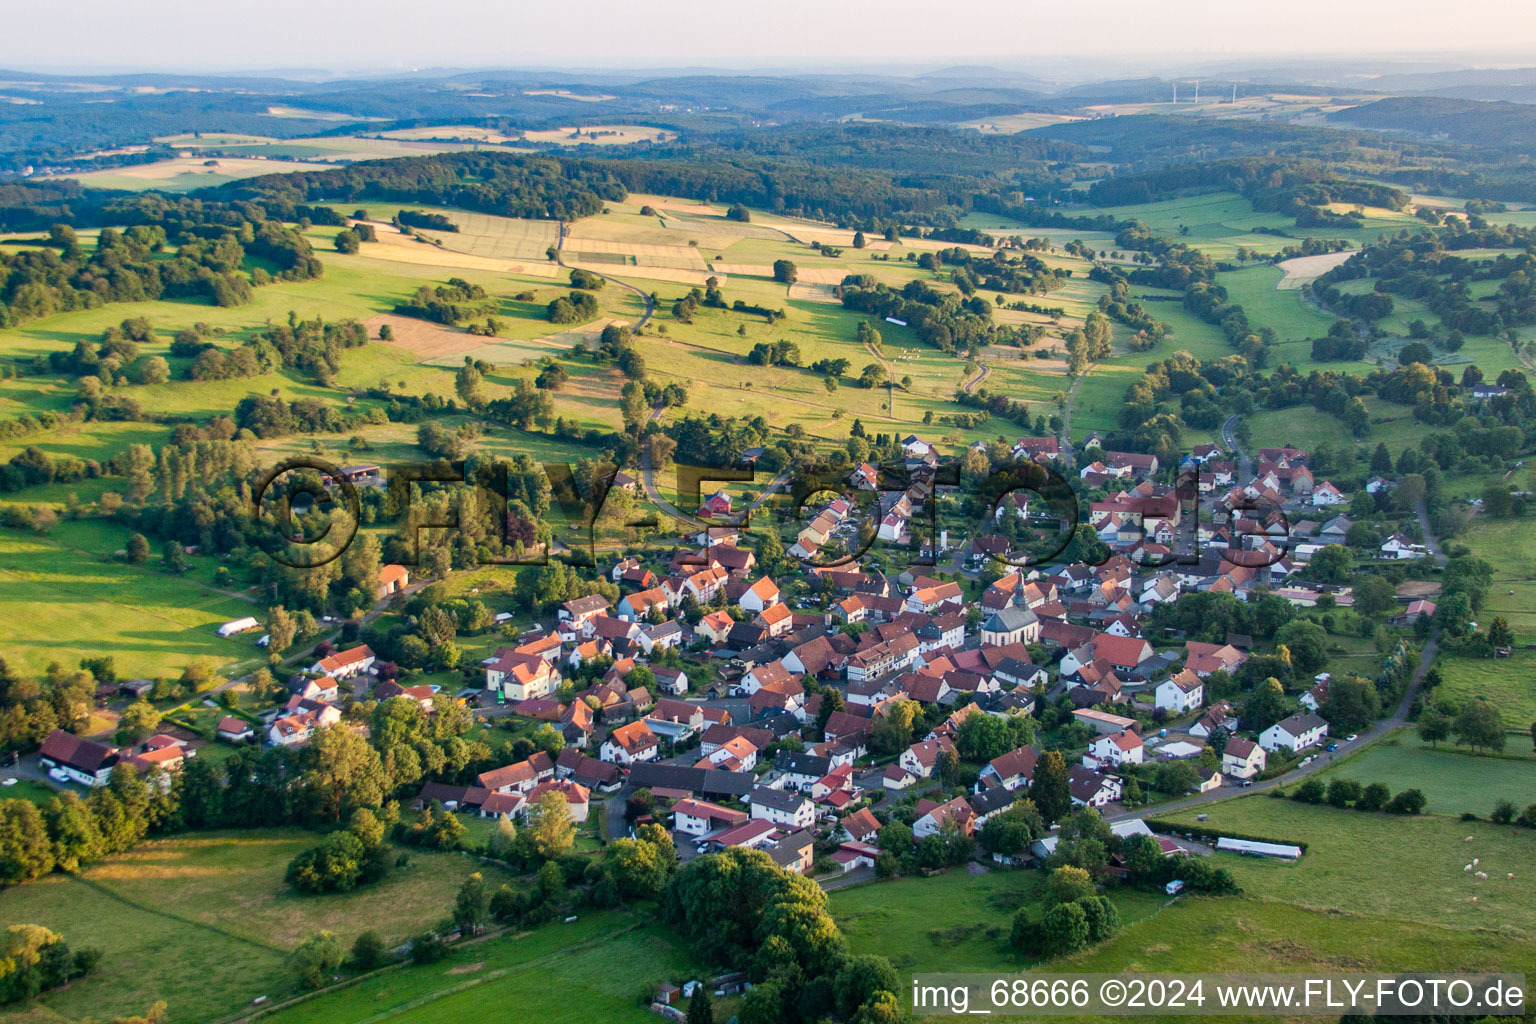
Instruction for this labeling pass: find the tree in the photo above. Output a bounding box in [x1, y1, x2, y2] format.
[1039, 900, 1090, 955]
[455, 362, 485, 408]
[1031, 750, 1072, 824]
[833, 954, 899, 1019]
[687, 984, 715, 1024]
[1242, 678, 1290, 733]
[852, 231, 867, 249]
[772, 260, 797, 284]
[266, 606, 297, 657]
[0, 800, 56, 884]
[1309, 544, 1353, 584]
[1079, 894, 1120, 942]
[726, 203, 751, 223]
[1384, 788, 1427, 814]
[125, 533, 150, 564]
[1357, 781, 1391, 812]
[1417, 708, 1451, 747]
[115, 700, 161, 745]
[1352, 575, 1397, 618]
[350, 930, 388, 970]
[1453, 699, 1505, 753]
[289, 931, 343, 989]
[529, 789, 575, 857]
[1487, 617, 1515, 651]
[1153, 760, 1198, 796]
[1275, 620, 1328, 674]
[1320, 676, 1381, 733]
[1326, 778, 1362, 808]
[1046, 865, 1096, 907]
[453, 872, 491, 935]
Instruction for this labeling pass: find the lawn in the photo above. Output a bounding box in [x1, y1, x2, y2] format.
[261, 913, 697, 1024]
[1160, 796, 1536, 934]
[0, 523, 265, 680]
[1458, 516, 1536, 643]
[0, 828, 515, 1024]
[1434, 648, 1536, 733]
[1314, 731, 1536, 817]
[830, 866, 1165, 975]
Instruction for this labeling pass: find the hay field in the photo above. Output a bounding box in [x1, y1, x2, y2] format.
[559, 235, 707, 269]
[585, 263, 720, 286]
[378, 125, 523, 143]
[522, 125, 668, 145]
[788, 282, 839, 303]
[961, 112, 1086, 133]
[365, 314, 489, 361]
[409, 211, 560, 261]
[421, 318, 628, 367]
[64, 156, 330, 191]
[1275, 250, 1357, 288]
[358, 227, 562, 276]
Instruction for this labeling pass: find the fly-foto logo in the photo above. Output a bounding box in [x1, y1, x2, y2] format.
[249, 453, 1291, 573]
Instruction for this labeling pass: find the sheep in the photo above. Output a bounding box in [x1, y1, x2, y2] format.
[1473, 858, 1480, 866]
[1465, 864, 1474, 872]
[1509, 873, 1516, 880]
[1475, 871, 1488, 880]
[1466, 835, 1476, 842]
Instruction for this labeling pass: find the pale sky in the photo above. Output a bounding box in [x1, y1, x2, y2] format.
[6, 0, 1536, 74]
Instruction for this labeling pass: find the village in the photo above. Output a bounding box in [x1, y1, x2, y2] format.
[30, 429, 1438, 889]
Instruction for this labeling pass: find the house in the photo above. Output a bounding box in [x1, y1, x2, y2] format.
[672, 798, 749, 837]
[1071, 708, 1137, 735]
[1260, 712, 1329, 754]
[1390, 599, 1437, 626]
[696, 609, 736, 645]
[267, 706, 338, 746]
[378, 563, 410, 599]
[484, 648, 561, 701]
[617, 587, 670, 621]
[739, 576, 782, 613]
[969, 786, 1019, 827]
[311, 644, 375, 679]
[477, 752, 554, 795]
[1088, 729, 1144, 767]
[1154, 670, 1204, 713]
[558, 594, 611, 633]
[646, 698, 706, 739]
[899, 737, 954, 779]
[1183, 641, 1247, 679]
[749, 786, 815, 829]
[901, 434, 932, 458]
[527, 779, 590, 823]
[766, 829, 816, 875]
[700, 489, 733, 517]
[839, 807, 883, 844]
[913, 796, 975, 838]
[980, 606, 1039, 647]
[38, 730, 118, 787]
[1221, 737, 1266, 779]
[849, 463, 879, 491]
[600, 720, 660, 764]
[652, 666, 689, 696]
[1067, 766, 1121, 808]
[695, 735, 759, 772]
[1189, 701, 1238, 739]
[555, 749, 623, 792]
[1059, 634, 1152, 677]
[1310, 481, 1346, 506]
[829, 841, 880, 873]
[215, 717, 254, 743]
[881, 764, 917, 791]
[774, 751, 834, 791]
[1380, 534, 1426, 560]
[977, 746, 1037, 792]
[756, 602, 795, 638]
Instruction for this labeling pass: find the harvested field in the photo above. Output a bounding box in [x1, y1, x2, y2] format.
[523, 89, 616, 101]
[64, 156, 330, 190]
[411, 212, 560, 261]
[588, 264, 723, 286]
[628, 194, 715, 215]
[709, 263, 775, 277]
[521, 125, 667, 145]
[378, 125, 523, 144]
[358, 229, 562, 276]
[788, 283, 839, 303]
[366, 315, 486, 361]
[791, 266, 854, 285]
[657, 211, 790, 242]
[421, 318, 629, 367]
[557, 234, 708, 269]
[1276, 250, 1356, 289]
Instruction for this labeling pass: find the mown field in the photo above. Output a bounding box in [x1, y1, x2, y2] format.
[1161, 796, 1536, 934]
[1314, 732, 1536, 816]
[0, 829, 518, 1024]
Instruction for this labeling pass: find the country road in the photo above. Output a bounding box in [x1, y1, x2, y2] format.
[554, 221, 656, 329]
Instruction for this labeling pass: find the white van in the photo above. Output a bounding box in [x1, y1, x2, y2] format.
[1165, 880, 1185, 896]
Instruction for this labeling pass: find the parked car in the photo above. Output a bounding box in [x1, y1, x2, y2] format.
[1326, 743, 1339, 752]
[48, 767, 70, 783]
[1165, 880, 1185, 895]
[1345, 734, 1357, 742]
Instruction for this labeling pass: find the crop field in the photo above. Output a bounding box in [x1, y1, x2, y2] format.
[0, 829, 517, 1024]
[1161, 796, 1536, 933]
[1275, 250, 1356, 288]
[1314, 733, 1536, 816]
[1458, 517, 1536, 642]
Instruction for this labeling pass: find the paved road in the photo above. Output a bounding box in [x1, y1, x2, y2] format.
[961, 361, 990, 394]
[553, 222, 655, 329]
[1220, 413, 1252, 481]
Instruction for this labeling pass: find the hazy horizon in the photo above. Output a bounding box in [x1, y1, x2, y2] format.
[6, 0, 1536, 75]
